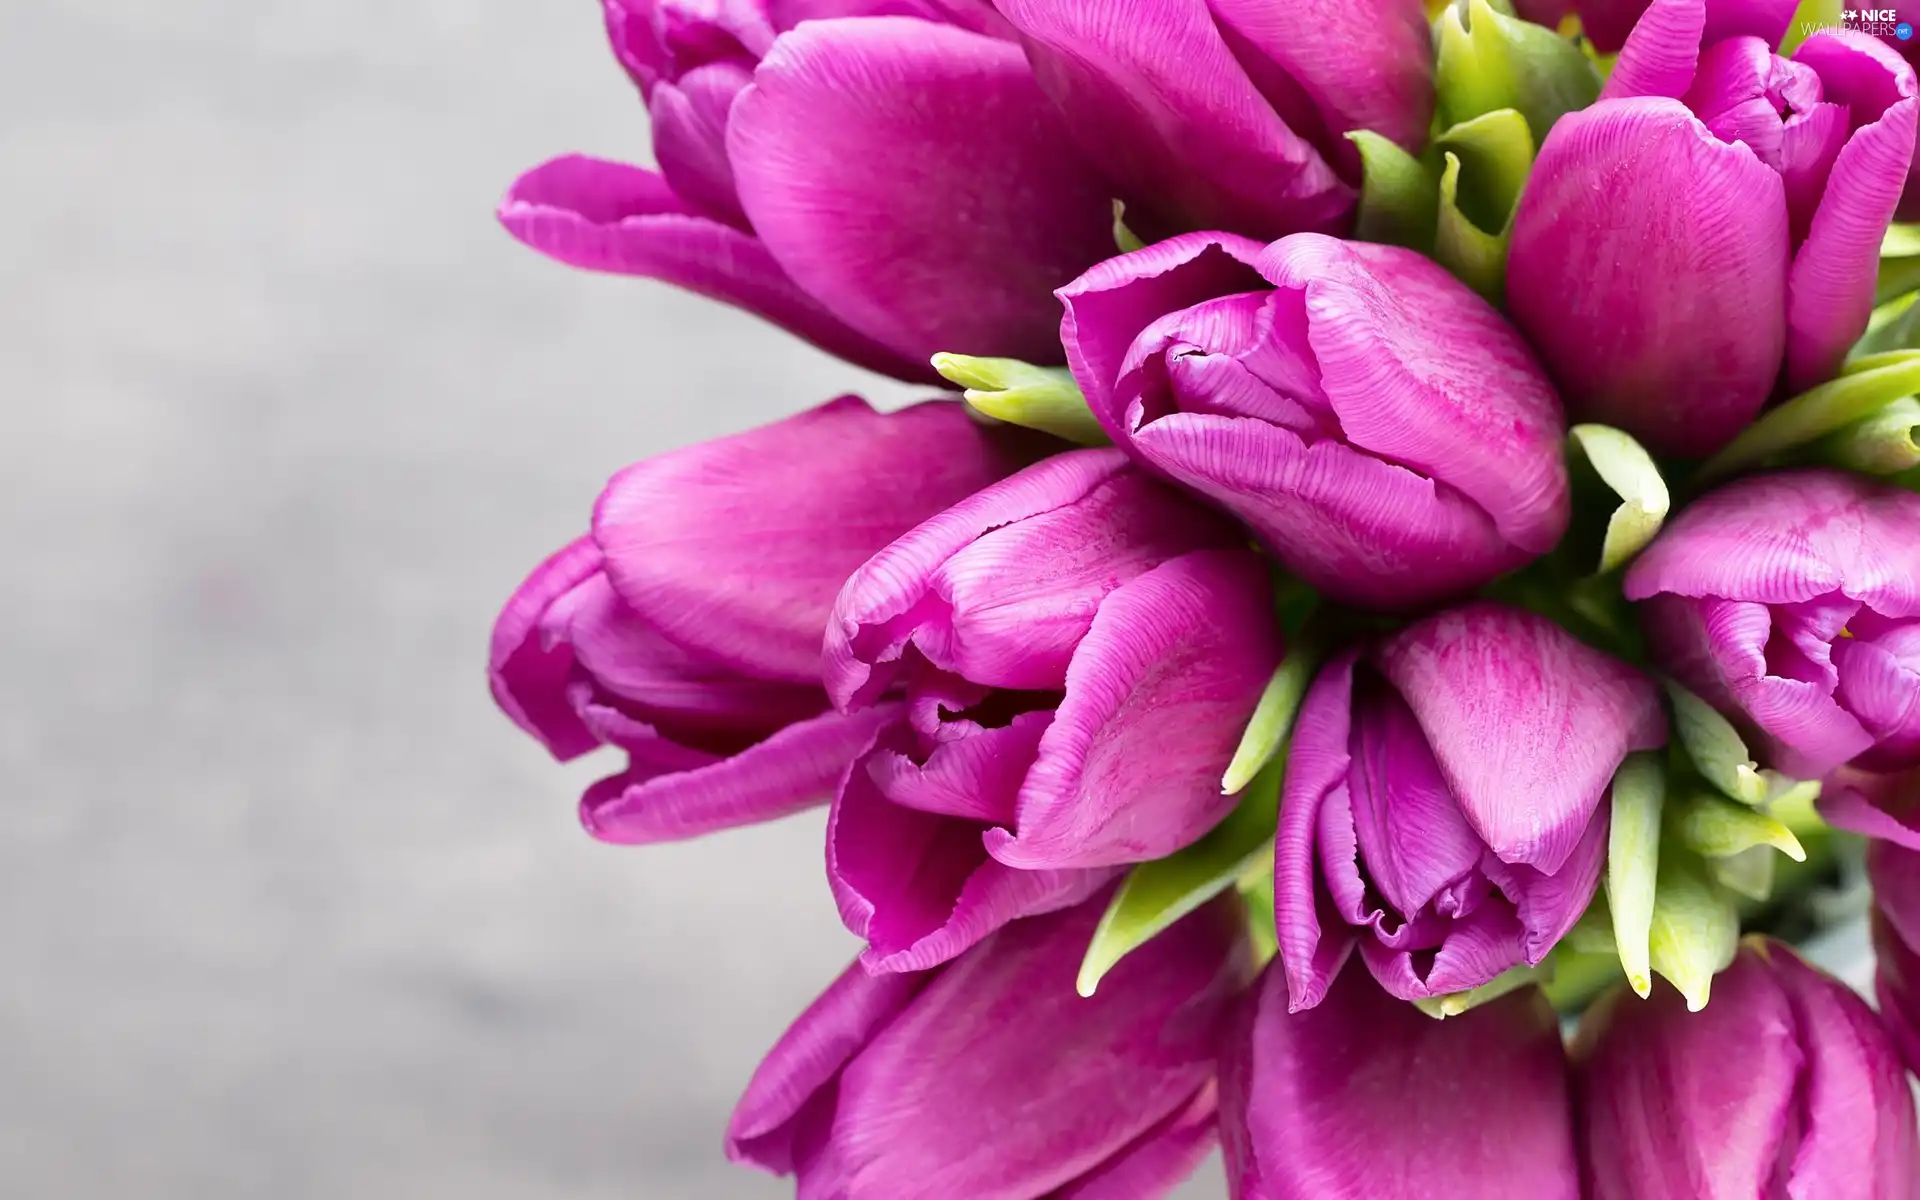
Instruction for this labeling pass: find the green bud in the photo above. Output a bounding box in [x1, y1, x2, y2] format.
[1818, 395, 1920, 475]
[1432, 108, 1535, 303]
[1569, 424, 1670, 574]
[1664, 680, 1768, 806]
[1076, 757, 1282, 997]
[1607, 752, 1665, 998]
[930, 353, 1109, 446]
[1347, 130, 1440, 250]
[1671, 788, 1807, 862]
[1647, 851, 1741, 1012]
[1696, 348, 1920, 483]
[1434, 0, 1601, 146]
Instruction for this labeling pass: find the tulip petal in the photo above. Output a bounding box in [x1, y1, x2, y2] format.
[988, 549, 1283, 870]
[829, 745, 1115, 972]
[1223, 961, 1578, 1200]
[1788, 33, 1920, 391]
[581, 701, 903, 843]
[498, 155, 924, 379]
[803, 892, 1246, 1197]
[824, 448, 1137, 708]
[1375, 602, 1665, 873]
[1051, 1082, 1218, 1199]
[1479, 804, 1611, 963]
[1574, 947, 1803, 1198]
[1820, 764, 1920, 848]
[489, 536, 606, 760]
[864, 711, 1050, 825]
[1625, 469, 1920, 612]
[1870, 839, 1920, 1072]
[1255, 235, 1571, 554]
[1359, 901, 1533, 999]
[597, 396, 1032, 685]
[648, 62, 753, 229]
[1275, 649, 1364, 1011]
[994, 0, 1353, 241]
[1835, 628, 1920, 766]
[1507, 98, 1790, 457]
[1768, 940, 1920, 1195]
[1059, 233, 1269, 436]
[726, 959, 931, 1174]
[727, 17, 1115, 365]
[1600, 0, 1707, 100]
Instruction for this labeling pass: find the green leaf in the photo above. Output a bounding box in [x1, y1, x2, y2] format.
[1762, 772, 1825, 835]
[1111, 199, 1146, 254]
[1077, 758, 1282, 996]
[1221, 628, 1326, 795]
[1607, 752, 1665, 998]
[1434, 0, 1601, 145]
[1414, 964, 1542, 1019]
[1696, 349, 1920, 483]
[1347, 130, 1440, 250]
[1570, 424, 1670, 573]
[1431, 109, 1534, 303]
[930, 353, 1109, 446]
[1779, 0, 1843, 53]
[1665, 680, 1767, 806]
[1818, 394, 1920, 475]
[1647, 851, 1741, 1012]
[1670, 788, 1807, 862]
[1708, 844, 1778, 903]
[1242, 869, 1278, 970]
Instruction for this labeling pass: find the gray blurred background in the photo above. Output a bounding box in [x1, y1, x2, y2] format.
[0, 3, 1224, 1197]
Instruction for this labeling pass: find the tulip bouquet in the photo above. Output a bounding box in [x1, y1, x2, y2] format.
[488, 0, 1920, 1192]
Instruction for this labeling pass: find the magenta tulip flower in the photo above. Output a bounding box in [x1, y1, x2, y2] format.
[1059, 232, 1570, 609]
[488, 396, 1039, 843]
[1221, 959, 1579, 1200]
[1508, 0, 1919, 456]
[1575, 939, 1920, 1199]
[822, 448, 1282, 971]
[995, 0, 1433, 240]
[1825, 763, 1920, 850]
[1625, 469, 1920, 780]
[502, 4, 1115, 377]
[1870, 838, 1920, 1076]
[1276, 602, 1665, 1007]
[726, 890, 1250, 1200]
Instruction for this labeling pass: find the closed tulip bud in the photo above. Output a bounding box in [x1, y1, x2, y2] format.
[488, 396, 1036, 843]
[1575, 939, 1920, 1199]
[823, 448, 1283, 971]
[1508, 0, 1920, 456]
[995, 0, 1434, 241]
[1221, 959, 1579, 1200]
[1276, 601, 1666, 1006]
[1059, 232, 1571, 609]
[727, 890, 1250, 1200]
[503, 4, 1114, 378]
[1625, 469, 1920, 780]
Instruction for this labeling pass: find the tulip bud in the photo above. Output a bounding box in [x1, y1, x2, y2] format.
[1575, 939, 1920, 1199]
[1221, 959, 1580, 1199]
[1275, 601, 1665, 1007]
[1625, 469, 1920, 779]
[487, 396, 1036, 843]
[1508, 0, 1919, 456]
[727, 890, 1249, 1199]
[1060, 232, 1571, 609]
[823, 448, 1282, 971]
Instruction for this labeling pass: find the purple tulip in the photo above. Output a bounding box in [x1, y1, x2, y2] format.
[1220, 958, 1579, 1200]
[1276, 602, 1665, 1007]
[502, 4, 1115, 377]
[1575, 939, 1920, 1199]
[1059, 232, 1571, 609]
[1826, 762, 1920, 848]
[488, 396, 1039, 843]
[1870, 838, 1920, 1077]
[1625, 469, 1920, 780]
[822, 448, 1282, 971]
[995, 0, 1433, 240]
[726, 889, 1250, 1200]
[1508, 0, 1919, 457]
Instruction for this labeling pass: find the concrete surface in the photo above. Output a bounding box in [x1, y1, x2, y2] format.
[0, 3, 1225, 1196]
